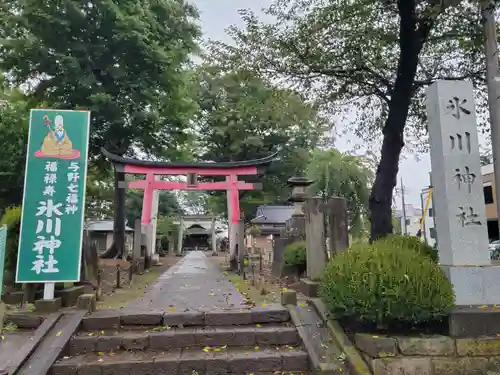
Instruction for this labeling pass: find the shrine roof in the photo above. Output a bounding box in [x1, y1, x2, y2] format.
[102, 148, 278, 169]
[251, 205, 294, 224]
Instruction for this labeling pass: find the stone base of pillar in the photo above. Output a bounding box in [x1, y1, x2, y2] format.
[289, 279, 320, 298]
[442, 265, 500, 305]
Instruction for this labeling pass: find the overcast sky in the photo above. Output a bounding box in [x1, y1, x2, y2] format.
[190, 0, 434, 210]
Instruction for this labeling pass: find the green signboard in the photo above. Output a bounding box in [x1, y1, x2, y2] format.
[16, 109, 90, 283]
[0, 225, 6, 296]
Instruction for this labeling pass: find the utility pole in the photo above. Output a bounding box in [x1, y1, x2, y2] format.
[401, 178, 407, 235]
[482, 0, 500, 233]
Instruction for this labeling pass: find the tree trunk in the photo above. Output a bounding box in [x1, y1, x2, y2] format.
[100, 168, 126, 258]
[369, 4, 431, 241]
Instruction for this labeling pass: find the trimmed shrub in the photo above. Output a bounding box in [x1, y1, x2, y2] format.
[320, 240, 454, 328]
[377, 234, 439, 263]
[0, 206, 22, 276]
[283, 241, 307, 274]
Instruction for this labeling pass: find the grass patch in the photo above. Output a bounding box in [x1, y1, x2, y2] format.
[97, 265, 171, 310]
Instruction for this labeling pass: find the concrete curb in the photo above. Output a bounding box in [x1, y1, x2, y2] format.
[287, 304, 347, 375]
[1, 312, 62, 374]
[309, 298, 372, 375]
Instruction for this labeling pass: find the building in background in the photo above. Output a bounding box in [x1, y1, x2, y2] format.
[481, 164, 499, 241]
[422, 164, 498, 245]
[85, 220, 134, 254]
[246, 205, 294, 252]
[394, 204, 423, 239]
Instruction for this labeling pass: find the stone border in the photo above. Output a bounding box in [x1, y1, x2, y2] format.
[1, 312, 62, 374]
[5, 312, 46, 329]
[17, 311, 86, 375]
[288, 305, 343, 374]
[309, 298, 372, 375]
[82, 304, 290, 330]
[449, 306, 500, 337]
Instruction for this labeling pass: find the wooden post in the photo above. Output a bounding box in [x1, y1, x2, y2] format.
[327, 197, 349, 254]
[96, 270, 102, 301]
[116, 265, 121, 289]
[304, 197, 328, 281]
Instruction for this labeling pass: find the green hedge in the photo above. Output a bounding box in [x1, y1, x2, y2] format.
[320, 239, 454, 327]
[283, 241, 307, 274]
[377, 234, 439, 263]
[1, 206, 22, 280]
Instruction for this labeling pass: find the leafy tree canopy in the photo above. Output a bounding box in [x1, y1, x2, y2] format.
[0, 80, 29, 213]
[205, 0, 486, 239]
[193, 65, 331, 219]
[0, 0, 201, 163]
[307, 149, 373, 236]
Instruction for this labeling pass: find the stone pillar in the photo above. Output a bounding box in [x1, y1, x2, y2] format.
[133, 218, 142, 260]
[236, 220, 246, 273]
[426, 80, 500, 305]
[211, 216, 217, 255]
[150, 179, 160, 256]
[143, 223, 153, 269]
[177, 216, 184, 256]
[227, 192, 238, 269]
[304, 197, 327, 281]
[327, 197, 349, 254]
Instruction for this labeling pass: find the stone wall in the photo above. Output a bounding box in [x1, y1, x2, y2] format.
[353, 333, 500, 374]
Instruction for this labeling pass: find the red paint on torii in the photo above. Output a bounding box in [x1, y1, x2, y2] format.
[102, 148, 275, 226]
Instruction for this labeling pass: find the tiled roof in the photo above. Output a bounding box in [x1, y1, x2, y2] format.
[85, 220, 133, 232]
[251, 205, 294, 224]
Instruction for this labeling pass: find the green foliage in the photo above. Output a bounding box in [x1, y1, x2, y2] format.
[307, 149, 373, 236]
[320, 241, 454, 326]
[193, 66, 330, 219]
[284, 241, 307, 269]
[0, 82, 29, 213]
[206, 0, 485, 239]
[377, 234, 439, 263]
[0, 0, 201, 163]
[0, 206, 22, 274]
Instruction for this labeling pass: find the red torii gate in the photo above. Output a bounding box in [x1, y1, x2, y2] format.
[102, 149, 276, 253]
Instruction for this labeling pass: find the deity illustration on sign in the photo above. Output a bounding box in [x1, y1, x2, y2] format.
[454, 166, 476, 193]
[34, 114, 80, 159]
[456, 206, 482, 227]
[445, 97, 471, 119]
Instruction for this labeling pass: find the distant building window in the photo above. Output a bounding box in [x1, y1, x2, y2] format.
[429, 227, 436, 239]
[484, 185, 494, 204]
[428, 208, 433, 217]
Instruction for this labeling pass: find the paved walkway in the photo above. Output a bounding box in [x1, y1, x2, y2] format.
[125, 251, 248, 312]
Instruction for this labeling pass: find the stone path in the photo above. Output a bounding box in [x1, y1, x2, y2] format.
[124, 251, 248, 312]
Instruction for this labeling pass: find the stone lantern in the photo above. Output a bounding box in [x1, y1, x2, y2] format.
[287, 176, 314, 217]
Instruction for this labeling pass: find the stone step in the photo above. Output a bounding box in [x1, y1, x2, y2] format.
[81, 304, 290, 330]
[52, 346, 310, 375]
[70, 324, 300, 355]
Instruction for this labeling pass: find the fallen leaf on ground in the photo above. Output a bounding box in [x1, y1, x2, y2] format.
[55, 331, 62, 337]
[254, 346, 260, 350]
